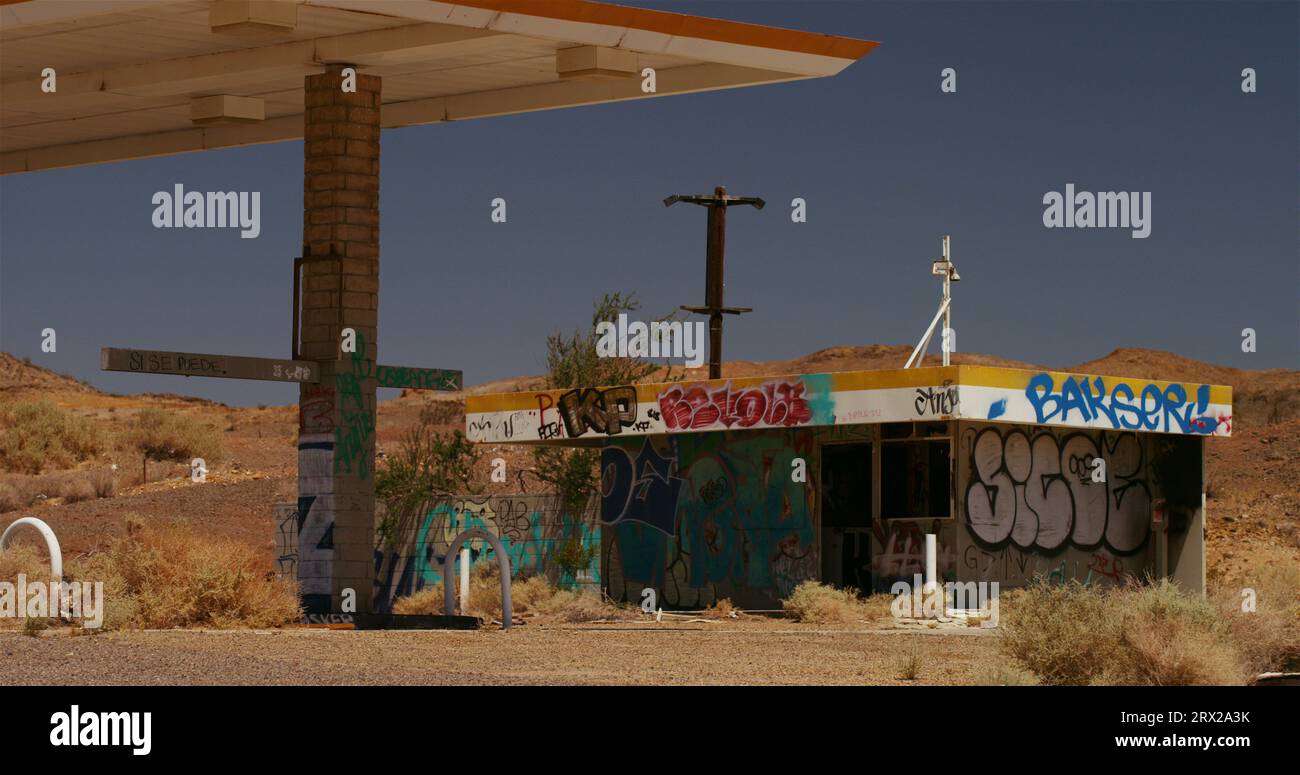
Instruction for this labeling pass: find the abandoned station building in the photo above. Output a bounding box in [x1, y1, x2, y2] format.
[465, 365, 1231, 608]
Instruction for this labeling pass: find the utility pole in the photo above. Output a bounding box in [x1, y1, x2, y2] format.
[665, 185, 764, 379]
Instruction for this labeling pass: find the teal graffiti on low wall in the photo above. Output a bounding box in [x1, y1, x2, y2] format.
[373, 494, 599, 612]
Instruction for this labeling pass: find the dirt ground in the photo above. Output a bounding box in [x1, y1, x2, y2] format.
[0, 622, 998, 686]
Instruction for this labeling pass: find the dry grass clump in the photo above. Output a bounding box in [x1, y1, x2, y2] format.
[0, 544, 56, 631]
[895, 648, 923, 681]
[121, 408, 223, 483]
[391, 561, 636, 624]
[0, 400, 103, 474]
[0, 482, 23, 513]
[703, 597, 739, 619]
[971, 663, 1040, 686]
[0, 520, 299, 631]
[999, 578, 1265, 685]
[0, 469, 120, 512]
[782, 581, 887, 624]
[1210, 557, 1300, 675]
[89, 521, 299, 629]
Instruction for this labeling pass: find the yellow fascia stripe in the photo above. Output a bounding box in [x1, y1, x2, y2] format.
[466, 366, 962, 415]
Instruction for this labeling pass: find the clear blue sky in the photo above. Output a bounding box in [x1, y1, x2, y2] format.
[1, 0, 1296, 406]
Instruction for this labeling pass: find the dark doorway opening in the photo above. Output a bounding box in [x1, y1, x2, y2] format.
[820, 443, 873, 592]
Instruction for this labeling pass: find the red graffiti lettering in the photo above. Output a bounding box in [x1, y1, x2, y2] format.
[658, 380, 813, 431]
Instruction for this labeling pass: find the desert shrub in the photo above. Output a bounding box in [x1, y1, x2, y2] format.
[61, 477, 96, 504]
[0, 482, 24, 512]
[999, 581, 1125, 685]
[530, 292, 675, 522]
[1100, 582, 1245, 685]
[391, 564, 635, 623]
[122, 409, 222, 484]
[782, 581, 871, 624]
[374, 404, 479, 548]
[1211, 558, 1300, 675]
[0, 400, 103, 474]
[896, 648, 923, 681]
[704, 598, 738, 619]
[1001, 579, 1252, 685]
[393, 560, 501, 618]
[972, 663, 1040, 686]
[551, 534, 597, 579]
[88, 468, 117, 499]
[0, 544, 62, 631]
[75, 521, 299, 629]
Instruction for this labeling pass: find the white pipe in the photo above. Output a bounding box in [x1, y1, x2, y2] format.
[1, 517, 63, 582]
[924, 533, 937, 598]
[459, 546, 470, 611]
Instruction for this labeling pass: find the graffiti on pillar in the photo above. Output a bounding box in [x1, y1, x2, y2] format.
[295, 435, 336, 612]
[334, 331, 374, 479]
[274, 503, 298, 578]
[602, 429, 817, 609]
[299, 384, 335, 434]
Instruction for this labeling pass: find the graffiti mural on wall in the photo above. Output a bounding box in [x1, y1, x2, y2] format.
[961, 543, 1138, 587]
[279, 494, 599, 613]
[601, 439, 683, 535]
[962, 425, 1152, 554]
[1024, 373, 1224, 436]
[371, 495, 599, 613]
[602, 429, 817, 608]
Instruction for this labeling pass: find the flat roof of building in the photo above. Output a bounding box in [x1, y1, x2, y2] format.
[0, 0, 878, 174]
[464, 364, 1234, 444]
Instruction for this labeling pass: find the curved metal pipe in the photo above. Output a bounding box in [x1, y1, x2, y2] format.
[1, 516, 63, 582]
[443, 527, 512, 630]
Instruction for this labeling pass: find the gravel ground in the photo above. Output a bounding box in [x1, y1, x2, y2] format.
[0, 623, 998, 685]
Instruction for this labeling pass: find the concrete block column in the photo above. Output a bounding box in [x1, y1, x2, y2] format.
[297, 64, 380, 615]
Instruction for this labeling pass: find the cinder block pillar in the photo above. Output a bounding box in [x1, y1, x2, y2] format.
[297, 64, 380, 615]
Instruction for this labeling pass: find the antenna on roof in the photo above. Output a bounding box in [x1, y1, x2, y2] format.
[904, 234, 960, 368]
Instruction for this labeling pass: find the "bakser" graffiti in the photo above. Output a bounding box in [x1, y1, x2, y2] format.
[1025, 373, 1221, 435]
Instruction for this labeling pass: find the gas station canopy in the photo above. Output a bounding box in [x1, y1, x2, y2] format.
[0, 0, 878, 174]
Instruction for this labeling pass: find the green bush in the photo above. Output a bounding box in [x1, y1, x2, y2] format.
[375, 404, 480, 547]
